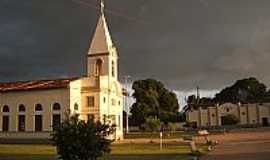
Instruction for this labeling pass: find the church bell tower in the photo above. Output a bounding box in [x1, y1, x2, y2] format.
[85, 0, 123, 140]
[87, 0, 118, 81]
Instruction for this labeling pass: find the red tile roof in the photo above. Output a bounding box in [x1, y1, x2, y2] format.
[0, 78, 78, 92]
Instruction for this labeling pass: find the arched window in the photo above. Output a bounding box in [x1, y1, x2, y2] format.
[18, 104, 26, 112]
[3, 105, 9, 113]
[95, 59, 103, 76]
[112, 61, 115, 77]
[74, 103, 79, 111]
[53, 103, 61, 111]
[35, 104, 43, 111]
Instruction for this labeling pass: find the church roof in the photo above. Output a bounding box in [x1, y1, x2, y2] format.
[0, 78, 78, 92]
[88, 1, 114, 55]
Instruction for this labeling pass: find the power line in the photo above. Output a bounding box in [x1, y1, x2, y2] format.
[71, 0, 150, 24]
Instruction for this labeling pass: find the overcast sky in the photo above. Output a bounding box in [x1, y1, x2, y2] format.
[1, 0, 270, 95]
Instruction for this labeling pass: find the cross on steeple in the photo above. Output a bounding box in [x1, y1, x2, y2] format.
[100, 0, 105, 14]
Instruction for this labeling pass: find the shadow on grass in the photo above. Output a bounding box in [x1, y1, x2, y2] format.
[0, 154, 189, 160]
[0, 155, 55, 160]
[108, 154, 189, 160]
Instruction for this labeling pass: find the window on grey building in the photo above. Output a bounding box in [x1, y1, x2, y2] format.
[87, 96, 95, 107]
[53, 114, 61, 131]
[18, 115, 25, 132]
[53, 103, 61, 111]
[35, 115, 42, 132]
[2, 105, 10, 132]
[2, 116, 9, 132]
[18, 104, 26, 112]
[3, 105, 9, 112]
[35, 104, 43, 111]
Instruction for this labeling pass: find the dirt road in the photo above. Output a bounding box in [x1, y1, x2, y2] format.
[201, 128, 270, 160]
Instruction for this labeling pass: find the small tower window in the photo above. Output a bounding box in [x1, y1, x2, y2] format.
[74, 103, 79, 111]
[112, 61, 115, 77]
[87, 96, 95, 107]
[95, 59, 102, 76]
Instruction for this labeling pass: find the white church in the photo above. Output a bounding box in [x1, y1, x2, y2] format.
[0, 1, 124, 140]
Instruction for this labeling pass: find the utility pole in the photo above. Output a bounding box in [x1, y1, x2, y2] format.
[123, 75, 131, 134]
[196, 86, 200, 104]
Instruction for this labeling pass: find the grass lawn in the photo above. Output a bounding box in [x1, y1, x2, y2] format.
[124, 131, 197, 139]
[0, 143, 192, 160]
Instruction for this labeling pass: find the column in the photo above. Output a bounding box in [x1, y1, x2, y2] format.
[256, 105, 260, 125]
[246, 105, 250, 124]
[198, 107, 202, 128]
[216, 104, 219, 126]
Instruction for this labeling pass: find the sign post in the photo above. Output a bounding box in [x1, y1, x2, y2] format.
[160, 132, 163, 150]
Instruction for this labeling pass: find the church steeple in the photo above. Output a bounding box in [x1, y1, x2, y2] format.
[87, 0, 118, 79]
[88, 0, 114, 55]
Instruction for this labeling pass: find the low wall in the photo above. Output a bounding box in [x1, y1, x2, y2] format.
[0, 132, 52, 144]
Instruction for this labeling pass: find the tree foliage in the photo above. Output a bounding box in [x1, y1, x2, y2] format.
[214, 77, 268, 103]
[51, 116, 113, 160]
[187, 77, 270, 109]
[142, 116, 161, 132]
[130, 79, 180, 125]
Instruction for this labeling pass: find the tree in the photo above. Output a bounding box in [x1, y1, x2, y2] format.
[168, 122, 178, 133]
[214, 77, 267, 103]
[187, 95, 197, 105]
[130, 79, 180, 125]
[143, 116, 161, 132]
[142, 116, 161, 141]
[51, 116, 113, 160]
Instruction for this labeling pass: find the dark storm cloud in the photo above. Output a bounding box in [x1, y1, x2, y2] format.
[1, 0, 270, 90]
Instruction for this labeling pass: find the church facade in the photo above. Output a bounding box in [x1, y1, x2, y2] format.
[0, 1, 123, 140]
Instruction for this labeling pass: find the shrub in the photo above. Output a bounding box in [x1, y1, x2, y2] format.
[168, 122, 178, 132]
[51, 116, 114, 160]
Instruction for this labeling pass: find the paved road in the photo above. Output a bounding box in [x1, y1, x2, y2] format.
[201, 130, 270, 160]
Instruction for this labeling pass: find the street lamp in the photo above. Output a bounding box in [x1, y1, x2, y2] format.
[123, 75, 131, 134]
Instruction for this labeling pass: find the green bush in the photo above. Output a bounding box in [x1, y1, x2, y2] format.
[168, 122, 178, 132]
[51, 116, 114, 160]
[143, 116, 162, 132]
